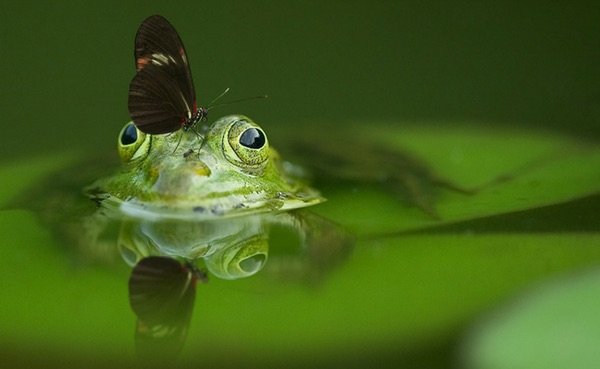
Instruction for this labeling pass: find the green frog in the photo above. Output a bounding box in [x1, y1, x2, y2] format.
[86, 114, 324, 220]
[73, 114, 351, 282]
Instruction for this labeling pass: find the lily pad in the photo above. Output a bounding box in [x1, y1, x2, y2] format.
[462, 264, 600, 369]
[305, 122, 600, 236]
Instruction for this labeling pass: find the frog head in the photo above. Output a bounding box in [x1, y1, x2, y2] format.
[89, 115, 323, 220]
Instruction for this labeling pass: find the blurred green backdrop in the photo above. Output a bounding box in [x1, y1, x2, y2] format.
[1, 1, 598, 160]
[1, 2, 600, 368]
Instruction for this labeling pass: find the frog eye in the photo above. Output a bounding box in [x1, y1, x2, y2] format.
[239, 127, 266, 149]
[120, 123, 138, 145]
[118, 122, 149, 162]
[224, 119, 269, 170]
[203, 236, 268, 280]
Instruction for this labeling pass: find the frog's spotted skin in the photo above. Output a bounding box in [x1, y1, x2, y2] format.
[87, 115, 324, 220]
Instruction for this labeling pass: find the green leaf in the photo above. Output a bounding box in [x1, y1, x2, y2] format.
[463, 264, 600, 369]
[310, 123, 600, 236]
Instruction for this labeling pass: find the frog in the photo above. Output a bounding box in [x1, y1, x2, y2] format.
[9, 113, 351, 278]
[85, 114, 324, 220]
[72, 114, 351, 278]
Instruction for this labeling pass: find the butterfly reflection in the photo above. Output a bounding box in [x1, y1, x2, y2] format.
[128, 256, 207, 363]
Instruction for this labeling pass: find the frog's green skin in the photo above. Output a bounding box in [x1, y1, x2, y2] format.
[87, 115, 323, 220]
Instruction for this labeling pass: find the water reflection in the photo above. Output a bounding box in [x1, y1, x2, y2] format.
[128, 256, 206, 363]
[110, 209, 353, 362]
[119, 215, 270, 279]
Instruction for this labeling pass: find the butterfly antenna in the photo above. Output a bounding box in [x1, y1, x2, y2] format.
[207, 87, 231, 108]
[207, 94, 268, 111]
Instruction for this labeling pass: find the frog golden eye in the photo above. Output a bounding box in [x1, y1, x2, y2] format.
[118, 122, 149, 162]
[224, 119, 269, 169]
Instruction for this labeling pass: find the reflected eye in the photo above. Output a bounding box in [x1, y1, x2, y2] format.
[203, 237, 269, 280]
[118, 122, 149, 162]
[224, 119, 269, 170]
[239, 128, 266, 149]
[121, 123, 138, 145]
[239, 254, 266, 273]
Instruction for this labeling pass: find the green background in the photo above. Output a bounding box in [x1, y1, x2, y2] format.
[1, 1, 600, 368]
[1, 1, 599, 159]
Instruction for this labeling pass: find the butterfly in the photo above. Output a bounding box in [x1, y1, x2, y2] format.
[128, 15, 207, 135]
[128, 256, 207, 361]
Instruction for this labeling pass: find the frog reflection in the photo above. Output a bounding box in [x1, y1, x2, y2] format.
[120, 211, 352, 363]
[118, 211, 353, 280]
[119, 216, 269, 279]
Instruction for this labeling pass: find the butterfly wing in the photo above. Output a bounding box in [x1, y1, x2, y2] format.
[128, 256, 198, 326]
[128, 256, 203, 361]
[129, 65, 194, 134]
[128, 15, 197, 134]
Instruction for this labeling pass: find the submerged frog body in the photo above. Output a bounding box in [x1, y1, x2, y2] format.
[87, 115, 323, 219]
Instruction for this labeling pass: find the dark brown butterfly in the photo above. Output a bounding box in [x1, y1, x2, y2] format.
[128, 256, 207, 361]
[128, 15, 206, 135]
